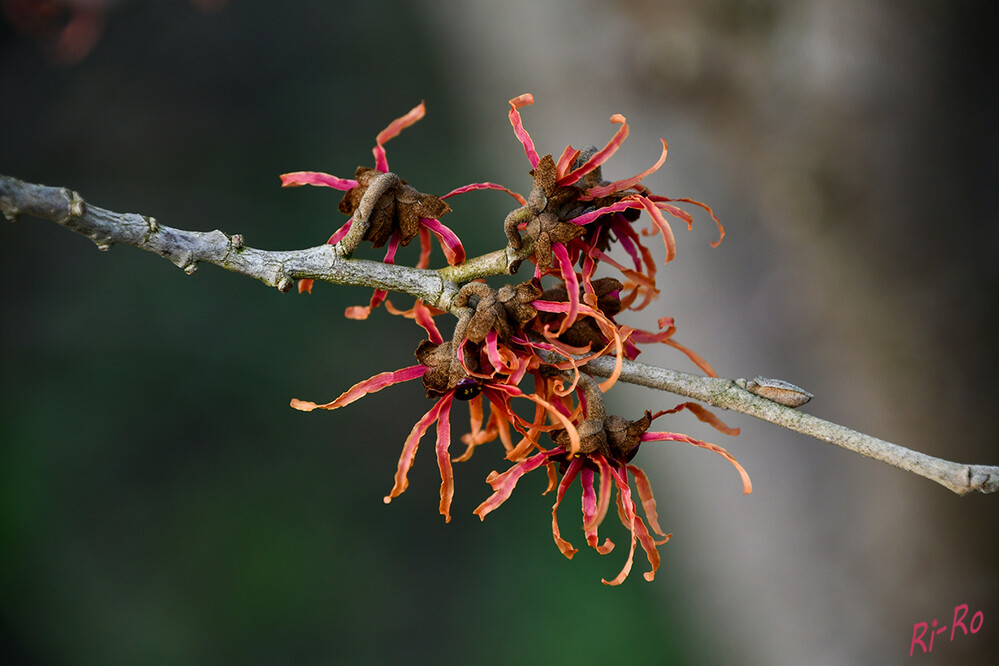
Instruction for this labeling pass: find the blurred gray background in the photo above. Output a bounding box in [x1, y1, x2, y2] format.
[2, 1, 996, 664]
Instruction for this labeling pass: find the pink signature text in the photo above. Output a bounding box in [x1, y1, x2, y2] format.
[909, 603, 984, 657]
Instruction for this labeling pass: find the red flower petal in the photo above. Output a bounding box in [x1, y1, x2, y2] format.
[653, 402, 739, 436]
[279, 171, 358, 190]
[581, 464, 614, 554]
[584, 138, 669, 198]
[420, 217, 466, 266]
[441, 181, 527, 207]
[373, 101, 426, 173]
[508, 93, 541, 169]
[556, 114, 629, 187]
[641, 432, 753, 495]
[384, 393, 448, 504]
[554, 145, 580, 180]
[601, 463, 638, 585]
[552, 243, 580, 335]
[552, 457, 583, 558]
[435, 392, 455, 522]
[627, 464, 669, 538]
[638, 196, 677, 263]
[290, 364, 427, 412]
[473, 447, 561, 519]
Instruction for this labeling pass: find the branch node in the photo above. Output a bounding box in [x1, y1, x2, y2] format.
[277, 276, 294, 293]
[146, 216, 159, 233]
[66, 190, 86, 220]
[183, 262, 199, 275]
[1, 202, 19, 222]
[96, 242, 113, 252]
[231, 233, 245, 250]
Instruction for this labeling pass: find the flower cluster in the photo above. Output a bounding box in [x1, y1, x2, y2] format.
[285, 95, 751, 584]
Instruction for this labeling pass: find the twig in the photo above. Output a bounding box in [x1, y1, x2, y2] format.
[3, 173, 996, 496]
[582, 355, 999, 496]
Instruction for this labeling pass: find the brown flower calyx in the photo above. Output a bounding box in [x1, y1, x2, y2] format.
[554, 411, 652, 461]
[453, 280, 543, 344]
[504, 155, 586, 267]
[541, 277, 624, 348]
[339, 167, 450, 249]
[415, 339, 475, 398]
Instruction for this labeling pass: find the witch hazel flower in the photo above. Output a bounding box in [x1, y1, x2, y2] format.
[504, 93, 725, 314]
[290, 300, 580, 522]
[279, 101, 465, 318]
[474, 405, 751, 585]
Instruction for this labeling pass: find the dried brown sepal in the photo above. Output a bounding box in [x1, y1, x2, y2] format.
[604, 411, 652, 461]
[339, 167, 451, 248]
[518, 155, 586, 267]
[415, 340, 473, 398]
[541, 277, 624, 348]
[553, 411, 652, 462]
[497, 280, 543, 327]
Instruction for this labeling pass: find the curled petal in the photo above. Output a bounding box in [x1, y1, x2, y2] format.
[289, 365, 427, 412]
[435, 392, 455, 522]
[585, 138, 669, 198]
[373, 101, 426, 172]
[582, 457, 615, 554]
[552, 457, 583, 558]
[280, 171, 358, 190]
[344, 289, 388, 320]
[556, 114, 629, 187]
[384, 299, 444, 345]
[627, 464, 669, 538]
[651, 195, 725, 248]
[653, 402, 739, 436]
[663, 338, 717, 377]
[384, 394, 449, 504]
[567, 199, 643, 227]
[508, 93, 541, 169]
[552, 243, 579, 334]
[554, 145, 581, 180]
[442, 181, 527, 207]
[639, 196, 677, 263]
[327, 218, 354, 246]
[632, 511, 669, 583]
[601, 463, 639, 586]
[473, 447, 562, 519]
[417, 226, 432, 269]
[420, 217, 466, 265]
[641, 432, 753, 495]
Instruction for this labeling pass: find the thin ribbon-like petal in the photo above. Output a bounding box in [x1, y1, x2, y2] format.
[473, 447, 562, 519]
[420, 217, 466, 265]
[653, 402, 738, 436]
[289, 365, 427, 412]
[556, 114, 629, 186]
[641, 432, 753, 495]
[508, 93, 541, 169]
[442, 181, 527, 207]
[384, 395, 448, 503]
[552, 243, 580, 334]
[584, 138, 669, 198]
[280, 171, 358, 190]
[554, 145, 580, 180]
[435, 392, 455, 522]
[627, 464, 669, 538]
[373, 101, 426, 172]
[601, 463, 639, 586]
[552, 457, 583, 558]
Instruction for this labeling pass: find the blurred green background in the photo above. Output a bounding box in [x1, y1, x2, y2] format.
[2, 1, 996, 664]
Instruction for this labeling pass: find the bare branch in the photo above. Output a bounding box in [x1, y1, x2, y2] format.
[4, 172, 996, 496]
[583, 355, 999, 496]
